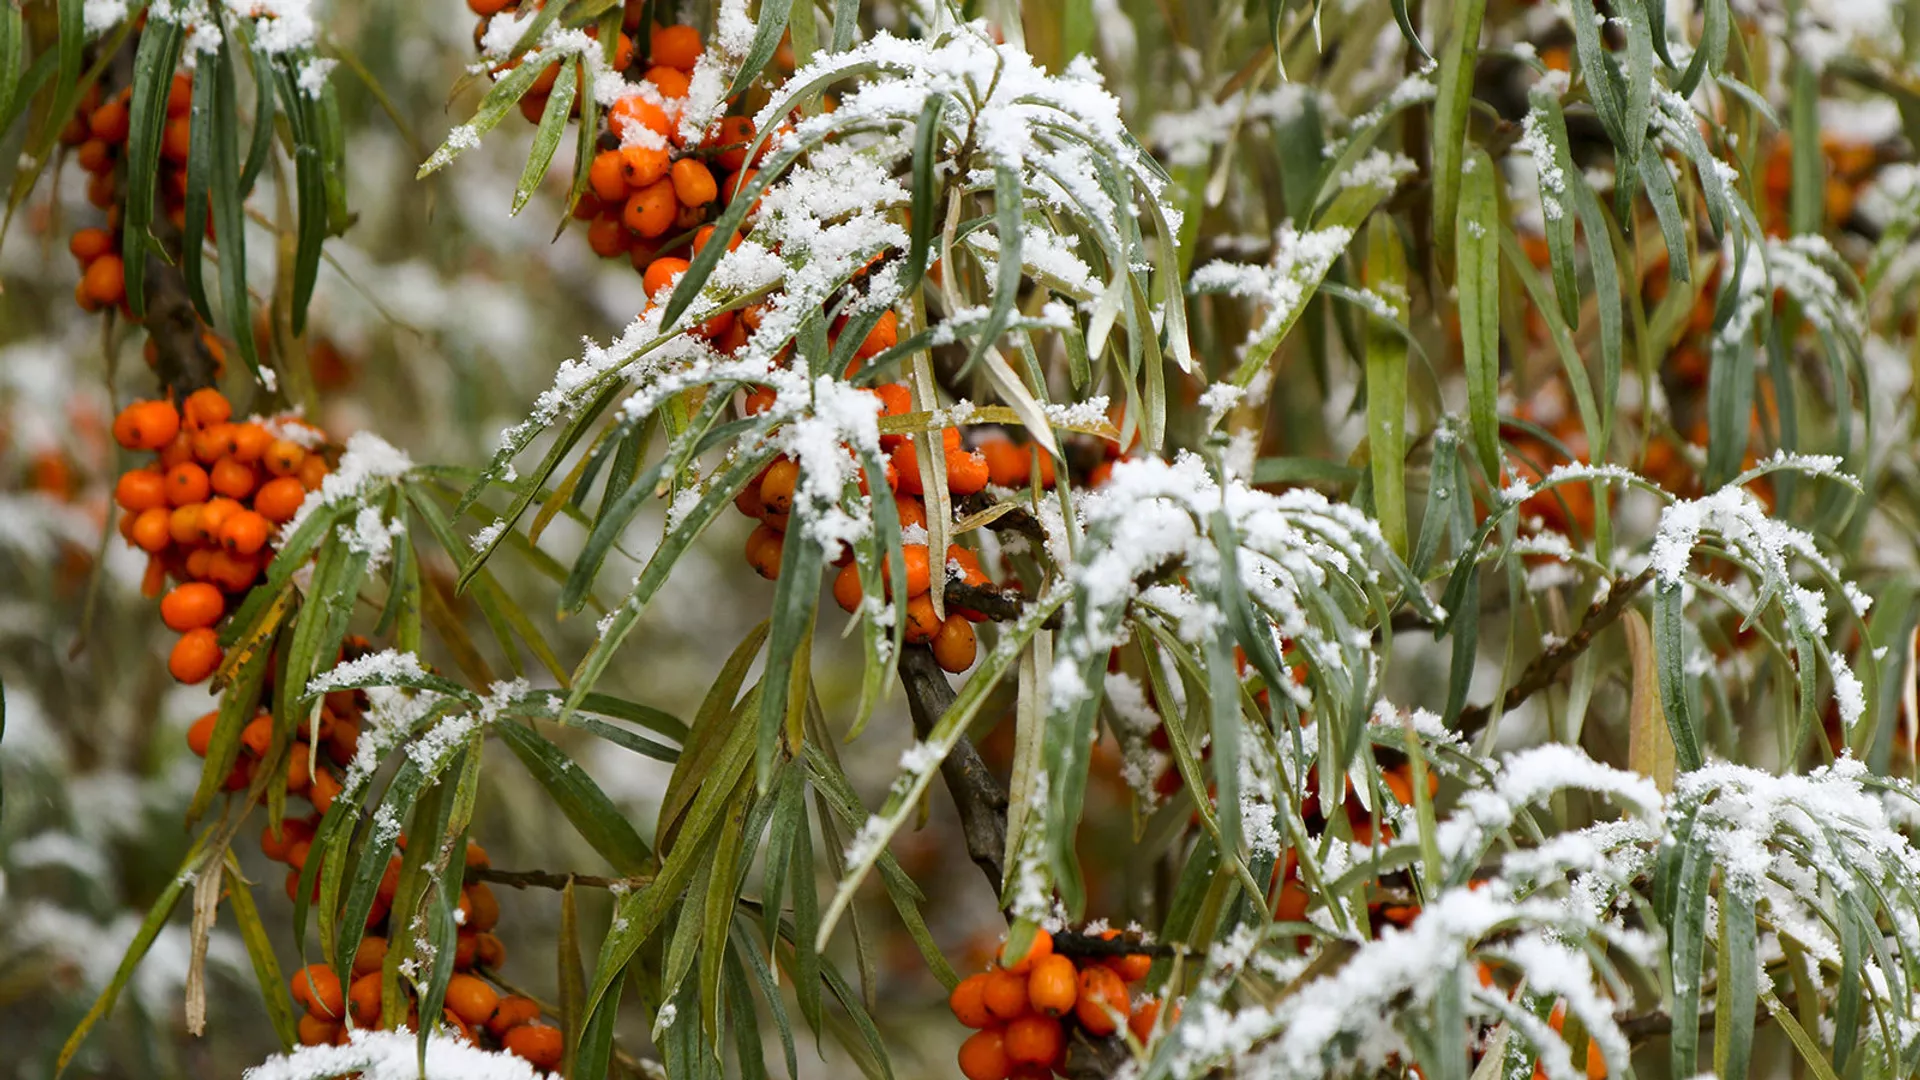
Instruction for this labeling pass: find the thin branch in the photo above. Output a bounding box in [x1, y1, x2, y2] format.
[1050, 929, 1176, 960]
[1455, 567, 1655, 737]
[465, 866, 652, 892]
[897, 644, 1007, 895]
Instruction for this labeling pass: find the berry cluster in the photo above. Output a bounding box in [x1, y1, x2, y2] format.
[947, 929, 1171, 1080]
[279, 840, 561, 1069]
[61, 72, 194, 312]
[110, 389, 331, 682]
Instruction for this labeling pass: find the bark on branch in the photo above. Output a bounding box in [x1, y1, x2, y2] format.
[898, 645, 1007, 894]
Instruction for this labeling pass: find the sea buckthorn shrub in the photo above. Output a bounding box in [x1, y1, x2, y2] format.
[12, 1, 1920, 1079]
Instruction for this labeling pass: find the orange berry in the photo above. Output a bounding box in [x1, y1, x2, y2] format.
[745, 522, 784, 579]
[759, 459, 800, 515]
[855, 310, 898, 360]
[70, 227, 113, 265]
[186, 710, 218, 756]
[115, 468, 168, 512]
[89, 99, 131, 143]
[722, 167, 758, 207]
[619, 143, 670, 188]
[589, 149, 629, 203]
[76, 137, 113, 174]
[889, 440, 922, 496]
[445, 973, 500, 1027]
[263, 438, 307, 477]
[608, 94, 670, 142]
[467, 881, 500, 932]
[903, 594, 941, 644]
[503, 1023, 563, 1068]
[169, 627, 223, 683]
[832, 562, 864, 613]
[218, 509, 270, 556]
[166, 73, 192, 117]
[622, 178, 677, 238]
[195, 497, 240, 544]
[642, 256, 689, 301]
[166, 462, 212, 506]
[130, 506, 172, 553]
[1000, 927, 1052, 974]
[207, 549, 261, 592]
[285, 750, 312, 793]
[182, 388, 232, 429]
[958, 1028, 1012, 1080]
[643, 64, 690, 98]
[1004, 1014, 1063, 1067]
[707, 116, 755, 172]
[950, 972, 996, 1028]
[1107, 949, 1153, 983]
[488, 996, 541, 1038]
[159, 431, 196, 469]
[1074, 965, 1129, 1036]
[261, 817, 314, 861]
[587, 214, 631, 258]
[191, 423, 233, 463]
[291, 964, 344, 1020]
[983, 968, 1030, 1022]
[887, 544, 930, 597]
[161, 581, 225, 631]
[649, 24, 703, 71]
[210, 456, 257, 498]
[297, 454, 330, 491]
[894, 495, 927, 531]
[113, 399, 180, 451]
[475, 932, 506, 968]
[1128, 997, 1164, 1043]
[979, 438, 1030, 488]
[1027, 955, 1077, 1017]
[297, 1013, 339, 1046]
[309, 769, 343, 813]
[240, 713, 274, 757]
[947, 448, 990, 495]
[161, 114, 192, 161]
[348, 971, 384, 1026]
[83, 253, 126, 307]
[932, 615, 978, 672]
[670, 157, 717, 207]
[226, 422, 272, 463]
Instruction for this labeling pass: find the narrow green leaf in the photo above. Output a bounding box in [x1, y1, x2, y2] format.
[122, 20, 184, 318]
[494, 717, 653, 875]
[1363, 215, 1409, 556]
[1430, 0, 1487, 263]
[1714, 888, 1757, 1080]
[208, 29, 264, 382]
[1457, 148, 1502, 480]
[730, 0, 793, 96]
[511, 56, 575, 215]
[1653, 584, 1705, 771]
[416, 48, 553, 178]
[223, 853, 297, 1050]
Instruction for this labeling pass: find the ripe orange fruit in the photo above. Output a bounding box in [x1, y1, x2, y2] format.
[210, 456, 257, 498]
[192, 423, 233, 463]
[979, 438, 1030, 487]
[160, 581, 225, 631]
[296, 1013, 338, 1046]
[950, 972, 995, 1028]
[488, 996, 541, 1038]
[290, 963, 344, 1020]
[309, 768, 343, 813]
[182, 388, 232, 429]
[895, 494, 927, 530]
[467, 881, 500, 932]
[1000, 927, 1052, 974]
[503, 1023, 563, 1068]
[650, 24, 703, 70]
[261, 817, 313, 861]
[832, 562, 864, 613]
[352, 935, 388, 977]
[476, 931, 506, 968]
[1107, 948, 1153, 983]
[643, 64, 691, 98]
[1074, 965, 1128, 1036]
[670, 157, 717, 207]
[947, 447, 990, 495]
[982, 968, 1030, 1022]
[445, 973, 500, 1027]
[70, 226, 113, 265]
[90, 98, 131, 143]
[855, 310, 898, 360]
[608, 94, 670, 142]
[185, 710, 218, 756]
[226, 422, 272, 462]
[707, 116, 755, 172]
[348, 971, 384, 1025]
[1027, 954, 1077, 1017]
[722, 167, 759, 206]
[622, 178, 677, 238]
[166, 462, 212, 506]
[263, 438, 307, 475]
[239, 713, 274, 756]
[759, 459, 800, 515]
[902, 594, 942, 644]
[1128, 997, 1166, 1043]
[1004, 1014, 1062, 1066]
[169, 627, 223, 683]
[957, 1027, 1012, 1080]
[285, 748, 312, 793]
[114, 468, 168, 512]
[255, 474, 307, 523]
[932, 615, 978, 673]
[83, 253, 126, 307]
[589, 149, 629, 203]
[619, 143, 670, 188]
[642, 256, 689, 301]
[745, 522, 784, 579]
[218, 509, 270, 556]
[891, 544, 931, 597]
[297, 454, 331, 491]
[130, 506, 172, 552]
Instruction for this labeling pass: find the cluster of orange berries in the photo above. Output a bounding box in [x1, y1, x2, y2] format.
[61, 72, 197, 313]
[279, 840, 561, 1068]
[110, 388, 331, 682]
[948, 928, 1170, 1080]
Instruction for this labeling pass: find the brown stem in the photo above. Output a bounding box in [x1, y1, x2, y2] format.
[897, 645, 1007, 895]
[1455, 567, 1656, 737]
[465, 866, 653, 892]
